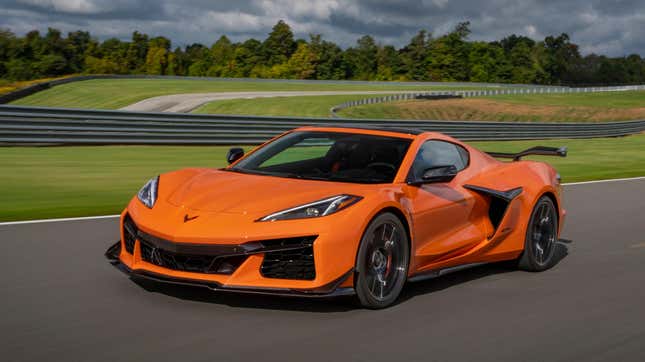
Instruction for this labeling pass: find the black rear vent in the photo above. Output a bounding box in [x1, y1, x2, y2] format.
[261, 236, 316, 280]
[139, 236, 247, 275]
[488, 197, 509, 230]
[122, 215, 137, 254]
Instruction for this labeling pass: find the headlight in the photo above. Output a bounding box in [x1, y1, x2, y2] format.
[258, 194, 362, 222]
[137, 176, 159, 208]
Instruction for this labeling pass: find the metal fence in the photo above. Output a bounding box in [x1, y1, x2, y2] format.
[330, 84, 645, 116]
[1, 105, 643, 145]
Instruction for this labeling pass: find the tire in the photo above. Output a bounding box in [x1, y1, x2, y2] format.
[354, 212, 410, 309]
[518, 196, 559, 272]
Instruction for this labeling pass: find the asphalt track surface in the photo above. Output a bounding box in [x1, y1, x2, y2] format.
[2, 179, 645, 362]
[120, 91, 417, 113]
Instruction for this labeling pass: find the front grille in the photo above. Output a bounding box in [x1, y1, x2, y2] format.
[122, 214, 315, 279]
[122, 215, 137, 254]
[260, 237, 316, 280]
[139, 237, 247, 275]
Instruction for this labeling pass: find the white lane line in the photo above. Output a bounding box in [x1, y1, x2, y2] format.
[563, 176, 645, 186]
[1, 175, 644, 226]
[0, 214, 119, 226]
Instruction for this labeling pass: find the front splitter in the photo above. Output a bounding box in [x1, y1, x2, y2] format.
[106, 241, 355, 298]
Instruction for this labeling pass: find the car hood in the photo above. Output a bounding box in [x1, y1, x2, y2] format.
[166, 169, 366, 215]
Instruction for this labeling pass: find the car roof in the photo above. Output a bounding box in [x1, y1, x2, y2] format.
[295, 125, 425, 138]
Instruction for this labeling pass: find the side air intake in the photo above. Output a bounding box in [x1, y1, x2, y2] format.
[464, 185, 523, 232]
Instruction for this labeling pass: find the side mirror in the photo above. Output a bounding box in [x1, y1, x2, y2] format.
[409, 165, 458, 185]
[226, 147, 244, 164]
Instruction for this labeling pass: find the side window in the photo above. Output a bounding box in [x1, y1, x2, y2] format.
[409, 140, 469, 179]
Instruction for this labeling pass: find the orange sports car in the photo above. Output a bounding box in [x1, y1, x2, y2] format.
[106, 126, 567, 309]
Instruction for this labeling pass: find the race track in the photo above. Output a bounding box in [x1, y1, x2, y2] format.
[1, 178, 644, 361]
[120, 91, 416, 113]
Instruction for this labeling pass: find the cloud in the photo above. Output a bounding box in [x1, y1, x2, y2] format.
[0, 0, 643, 56]
[17, 0, 102, 14]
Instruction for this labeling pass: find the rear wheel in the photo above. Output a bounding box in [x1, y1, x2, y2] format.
[518, 196, 558, 271]
[355, 213, 409, 309]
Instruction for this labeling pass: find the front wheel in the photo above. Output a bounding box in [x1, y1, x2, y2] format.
[518, 196, 559, 271]
[354, 213, 409, 309]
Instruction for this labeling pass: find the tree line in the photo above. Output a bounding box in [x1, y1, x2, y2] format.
[1, 20, 644, 85]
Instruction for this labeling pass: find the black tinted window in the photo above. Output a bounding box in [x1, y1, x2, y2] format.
[231, 131, 412, 184]
[409, 140, 469, 180]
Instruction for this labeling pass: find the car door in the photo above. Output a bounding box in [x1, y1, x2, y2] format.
[404, 140, 486, 268]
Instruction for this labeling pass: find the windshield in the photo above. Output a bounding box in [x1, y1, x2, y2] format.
[230, 131, 412, 184]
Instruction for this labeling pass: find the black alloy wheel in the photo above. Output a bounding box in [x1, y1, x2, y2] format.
[355, 213, 410, 309]
[518, 196, 559, 271]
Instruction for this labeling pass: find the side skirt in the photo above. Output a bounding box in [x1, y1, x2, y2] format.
[407, 238, 571, 283]
[407, 262, 487, 283]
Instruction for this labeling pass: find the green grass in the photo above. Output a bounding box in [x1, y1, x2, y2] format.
[471, 135, 645, 183]
[10, 78, 486, 110]
[2, 134, 644, 221]
[486, 90, 645, 108]
[339, 90, 645, 122]
[0, 145, 243, 221]
[193, 94, 382, 118]
[340, 103, 410, 120]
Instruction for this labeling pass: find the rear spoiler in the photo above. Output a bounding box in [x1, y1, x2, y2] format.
[486, 146, 567, 161]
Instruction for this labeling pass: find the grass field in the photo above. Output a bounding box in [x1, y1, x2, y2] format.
[2, 134, 644, 221]
[340, 91, 645, 122]
[9, 78, 486, 110]
[193, 94, 382, 118]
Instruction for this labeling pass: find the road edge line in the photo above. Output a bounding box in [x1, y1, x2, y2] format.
[562, 176, 645, 186]
[0, 214, 120, 226]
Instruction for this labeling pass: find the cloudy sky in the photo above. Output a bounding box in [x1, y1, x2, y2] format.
[1, 0, 643, 56]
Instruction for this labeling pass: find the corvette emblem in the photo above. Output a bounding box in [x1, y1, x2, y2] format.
[183, 214, 199, 223]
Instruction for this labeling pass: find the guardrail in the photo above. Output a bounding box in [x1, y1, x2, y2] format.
[330, 84, 645, 116]
[1, 105, 643, 145]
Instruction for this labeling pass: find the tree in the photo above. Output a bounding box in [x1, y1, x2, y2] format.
[208, 35, 236, 77]
[1, 24, 644, 85]
[345, 35, 378, 80]
[65, 30, 92, 73]
[166, 50, 179, 75]
[499, 34, 535, 53]
[540, 33, 582, 84]
[309, 34, 347, 80]
[35, 54, 68, 76]
[145, 46, 168, 75]
[84, 55, 120, 74]
[125, 31, 149, 73]
[286, 43, 317, 79]
[262, 20, 296, 66]
[144, 36, 171, 75]
[427, 22, 472, 81]
[376, 45, 399, 80]
[400, 30, 430, 80]
[233, 39, 262, 77]
[4, 59, 33, 80]
[507, 41, 537, 83]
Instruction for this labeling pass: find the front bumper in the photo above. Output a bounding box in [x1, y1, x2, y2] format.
[105, 241, 355, 298]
